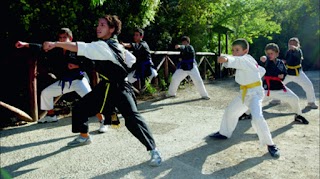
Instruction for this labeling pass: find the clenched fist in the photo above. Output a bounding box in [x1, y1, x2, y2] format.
[43, 41, 56, 51]
[217, 56, 228, 63]
[260, 56, 267, 63]
[15, 41, 29, 48]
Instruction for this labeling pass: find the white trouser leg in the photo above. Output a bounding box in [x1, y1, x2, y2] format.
[40, 78, 92, 110]
[128, 71, 137, 84]
[83, 71, 90, 84]
[248, 93, 274, 146]
[219, 95, 249, 138]
[265, 87, 302, 115]
[187, 65, 209, 97]
[168, 69, 188, 96]
[283, 71, 316, 103]
[148, 67, 158, 81]
[70, 78, 92, 97]
[40, 81, 64, 110]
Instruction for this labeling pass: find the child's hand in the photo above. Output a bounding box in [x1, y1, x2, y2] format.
[15, 41, 29, 48]
[48, 73, 57, 79]
[43, 41, 55, 51]
[278, 74, 284, 79]
[282, 59, 286, 64]
[289, 45, 297, 51]
[217, 56, 228, 63]
[175, 45, 180, 49]
[260, 56, 267, 63]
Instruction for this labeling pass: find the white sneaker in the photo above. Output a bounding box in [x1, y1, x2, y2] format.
[38, 115, 58, 123]
[307, 102, 318, 109]
[67, 135, 92, 147]
[201, 96, 210, 100]
[165, 94, 176, 98]
[149, 149, 162, 167]
[98, 120, 108, 133]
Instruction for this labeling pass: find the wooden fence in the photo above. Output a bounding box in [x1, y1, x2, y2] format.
[26, 51, 223, 121]
[131, 51, 219, 93]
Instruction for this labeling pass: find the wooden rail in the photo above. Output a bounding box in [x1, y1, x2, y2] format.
[27, 51, 219, 121]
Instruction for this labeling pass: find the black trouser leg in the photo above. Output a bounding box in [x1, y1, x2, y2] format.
[72, 82, 106, 133]
[115, 84, 156, 151]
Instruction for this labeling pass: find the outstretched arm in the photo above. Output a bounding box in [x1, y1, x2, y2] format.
[15, 41, 30, 48]
[121, 42, 132, 48]
[43, 41, 78, 52]
[16, 41, 44, 55]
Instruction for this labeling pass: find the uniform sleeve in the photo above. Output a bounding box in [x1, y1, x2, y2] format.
[279, 60, 287, 75]
[299, 49, 304, 60]
[142, 41, 151, 51]
[26, 43, 47, 57]
[224, 55, 259, 72]
[124, 50, 136, 68]
[77, 41, 117, 62]
[258, 65, 266, 77]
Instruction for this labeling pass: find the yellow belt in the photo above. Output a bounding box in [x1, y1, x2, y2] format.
[98, 74, 120, 129]
[286, 64, 301, 76]
[240, 81, 261, 103]
[99, 74, 110, 113]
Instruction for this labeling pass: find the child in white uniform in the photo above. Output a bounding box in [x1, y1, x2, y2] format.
[239, 43, 309, 124]
[15, 28, 92, 124]
[261, 43, 309, 124]
[269, 37, 318, 109]
[209, 38, 280, 158]
[167, 36, 210, 99]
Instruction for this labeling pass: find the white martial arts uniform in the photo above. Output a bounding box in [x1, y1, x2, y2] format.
[283, 70, 317, 103]
[264, 87, 302, 115]
[168, 62, 209, 97]
[218, 54, 274, 146]
[40, 73, 92, 110]
[41, 47, 137, 112]
[128, 67, 158, 84]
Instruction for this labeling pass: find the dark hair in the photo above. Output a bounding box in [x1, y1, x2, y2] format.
[288, 37, 301, 48]
[58, 27, 73, 38]
[181, 36, 190, 44]
[104, 15, 122, 35]
[134, 28, 144, 36]
[265, 43, 279, 53]
[288, 37, 300, 44]
[232, 38, 249, 50]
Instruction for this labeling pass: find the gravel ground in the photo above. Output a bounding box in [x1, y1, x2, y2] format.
[0, 70, 319, 179]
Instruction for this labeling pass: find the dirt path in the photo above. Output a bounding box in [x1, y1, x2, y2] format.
[0, 71, 319, 179]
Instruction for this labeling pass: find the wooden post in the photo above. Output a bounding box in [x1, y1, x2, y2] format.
[216, 33, 222, 79]
[214, 55, 219, 80]
[91, 70, 100, 87]
[225, 32, 229, 54]
[28, 58, 38, 121]
[198, 56, 206, 79]
[164, 55, 169, 84]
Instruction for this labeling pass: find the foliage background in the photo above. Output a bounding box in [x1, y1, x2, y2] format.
[2, 0, 319, 67]
[0, 0, 318, 121]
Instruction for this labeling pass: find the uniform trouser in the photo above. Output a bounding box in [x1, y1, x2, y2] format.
[40, 77, 91, 110]
[128, 67, 158, 84]
[168, 64, 209, 97]
[265, 87, 302, 115]
[219, 87, 274, 146]
[282, 70, 316, 103]
[72, 80, 156, 151]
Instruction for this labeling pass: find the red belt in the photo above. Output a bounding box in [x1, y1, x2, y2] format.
[264, 76, 287, 96]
